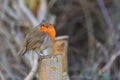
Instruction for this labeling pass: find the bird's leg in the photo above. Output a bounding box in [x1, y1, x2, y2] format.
[36, 51, 46, 61]
[35, 51, 45, 60]
[38, 51, 52, 60]
[36, 51, 42, 57]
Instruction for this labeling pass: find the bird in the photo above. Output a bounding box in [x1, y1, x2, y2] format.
[17, 23, 56, 56]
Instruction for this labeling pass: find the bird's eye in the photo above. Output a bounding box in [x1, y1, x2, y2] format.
[42, 24, 44, 26]
[45, 26, 49, 28]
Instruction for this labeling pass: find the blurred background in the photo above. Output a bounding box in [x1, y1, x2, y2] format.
[0, 0, 120, 80]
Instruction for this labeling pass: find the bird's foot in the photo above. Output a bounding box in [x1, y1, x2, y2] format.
[38, 54, 52, 60]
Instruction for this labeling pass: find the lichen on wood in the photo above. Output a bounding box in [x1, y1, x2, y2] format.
[39, 54, 62, 80]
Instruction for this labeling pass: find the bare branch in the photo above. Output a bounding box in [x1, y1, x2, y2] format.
[24, 58, 38, 80]
[99, 50, 120, 74]
[18, 0, 38, 26]
[37, 0, 47, 22]
[97, 0, 116, 46]
[0, 71, 5, 80]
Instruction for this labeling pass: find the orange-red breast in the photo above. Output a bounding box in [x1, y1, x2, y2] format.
[17, 23, 56, 56]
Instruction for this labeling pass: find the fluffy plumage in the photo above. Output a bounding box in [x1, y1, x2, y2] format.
[17, 23, 56, 56]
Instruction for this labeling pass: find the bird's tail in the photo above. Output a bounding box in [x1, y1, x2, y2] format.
[17, 47, 27, 56]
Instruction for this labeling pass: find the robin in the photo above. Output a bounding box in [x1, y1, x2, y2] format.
[17, 23, 56, 56]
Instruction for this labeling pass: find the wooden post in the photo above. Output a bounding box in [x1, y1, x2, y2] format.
[52, 36, 69, 80]
[39, 54, 62, 80]
[38, 36, 69, 80]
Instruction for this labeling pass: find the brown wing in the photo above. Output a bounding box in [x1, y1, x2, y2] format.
[25, 28, 47, 51]
[17, 27, 47, 56]
[17, 46, 27, 56]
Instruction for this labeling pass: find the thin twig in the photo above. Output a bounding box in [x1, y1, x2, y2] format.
[99, 50, 120, 74]
[5, 7, 19, 21]
[1, 54, 16, 80]
[95, 39, 109, 61]
[79, 0, 95, 64]
[18, 0, 38, 26]
[37, 0, 47, 22]
[97, 0, 116, 46]
[0, 71, 5, 80]
[24, 58, 39, 80]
